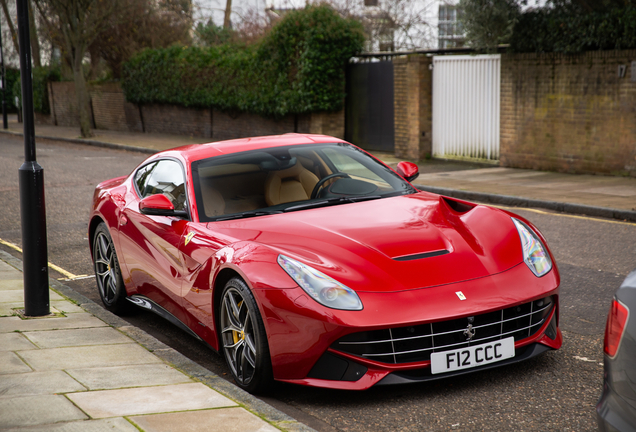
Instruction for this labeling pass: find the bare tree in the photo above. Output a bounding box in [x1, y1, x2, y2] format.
[305, 0, 436, 51]
[89, 0, 192, 79]
[34, 0, 120, 137]
[0, 0, 20, 55]
[223, 0, 232, 28]
[28, 1, 41, 67]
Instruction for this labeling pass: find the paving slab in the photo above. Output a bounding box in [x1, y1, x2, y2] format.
[0, 288, 64, 303]
[23, 327, 134, 349]
[50, 300, 86, 314]
[2, 418, 139, 432]
[0, 271, 18, 280]
[129, 407, 280, 432]
[0, 351, 32, 374]
[66, 364, 193, 390]
[0, 290, 27, 303]
[0, 332, 37, 351]
[0, 370, 86, 396]
[0, 313, 107, 332]
[17, 343, 162, 371]
[0, 394, 87, 428]
[0, 302, 24, 317]
[580, 185, 636, 197]
[0, 279, 21, 289]
[67, 382, 238, 418]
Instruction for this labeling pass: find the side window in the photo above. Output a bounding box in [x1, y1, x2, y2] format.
[134, 162, 157, 197]
[137, 160, 187, 211]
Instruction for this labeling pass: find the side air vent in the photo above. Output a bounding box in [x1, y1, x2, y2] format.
[394, 249, 450, 261]
[442, 197, 475, 214]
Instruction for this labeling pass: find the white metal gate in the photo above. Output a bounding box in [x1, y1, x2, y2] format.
[432, 55, 500, 161]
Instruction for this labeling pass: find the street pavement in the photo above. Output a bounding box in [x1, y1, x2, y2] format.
[1, 118, 635, 431]
[0, 250, 310, 432]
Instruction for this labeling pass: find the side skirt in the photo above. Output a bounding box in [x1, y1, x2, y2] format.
[127, 295, 206, 344]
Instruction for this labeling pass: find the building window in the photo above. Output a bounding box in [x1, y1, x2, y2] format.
[438, 4, 465, 49]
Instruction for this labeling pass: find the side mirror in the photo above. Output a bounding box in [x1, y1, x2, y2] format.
[139, 194, 187, 218]
[396, 161, 419, 183]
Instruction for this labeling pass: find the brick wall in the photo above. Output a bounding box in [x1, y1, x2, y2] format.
[212, 110, 295, 140]
[49, 82, 87, 127]
[500, 50, 636, 175]
[45, 81, 344, 141]
[141, 104, 213, 138]
[393, 55, 432, 160]
[89, 83, 128, 131]
[308, 111, 345, 139]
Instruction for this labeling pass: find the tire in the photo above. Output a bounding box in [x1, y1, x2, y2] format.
[92, 223, 132, 315]
[219, 277, 273, 394]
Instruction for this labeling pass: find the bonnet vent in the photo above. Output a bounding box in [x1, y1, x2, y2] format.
[442, 197, 476, 214]
[393, 249, 450, 262]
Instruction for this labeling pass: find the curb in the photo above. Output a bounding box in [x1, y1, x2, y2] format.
[0, 249, 315, 432]
[0, 129, 159, 155]
[417, 185, 636, 223]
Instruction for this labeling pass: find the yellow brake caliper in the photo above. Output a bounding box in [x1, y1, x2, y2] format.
[232, 300, 244, 344]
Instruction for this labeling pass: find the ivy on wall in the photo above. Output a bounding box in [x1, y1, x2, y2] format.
[510, 5, 636, 53]
[122, 5, 364, 118]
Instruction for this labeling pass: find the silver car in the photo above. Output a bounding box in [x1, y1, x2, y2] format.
[597, 269, 636, 432]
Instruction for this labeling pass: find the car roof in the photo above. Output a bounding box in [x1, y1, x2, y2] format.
[158, 133, 349, 165]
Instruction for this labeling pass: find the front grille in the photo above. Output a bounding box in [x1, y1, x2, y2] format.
[333, 296, 554, 364]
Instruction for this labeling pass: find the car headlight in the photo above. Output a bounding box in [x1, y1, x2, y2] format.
[512, 218, 552, 277]
[277, 254, 363, 310]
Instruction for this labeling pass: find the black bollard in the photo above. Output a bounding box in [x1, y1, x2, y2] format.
[17, 0, 49, 316]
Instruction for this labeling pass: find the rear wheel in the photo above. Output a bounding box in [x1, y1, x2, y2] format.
[93, 223, 131, 315]
[219, 277, 273, 394]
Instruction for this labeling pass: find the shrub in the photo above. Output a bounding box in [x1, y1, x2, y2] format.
[122, 4, 365, 117]
[12, 66, 61, 114]
[3, 68, 20, 112]
[510, 4, 636, 53]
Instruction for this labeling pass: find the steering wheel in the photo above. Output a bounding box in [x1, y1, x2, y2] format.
[310, 173, 351, 199]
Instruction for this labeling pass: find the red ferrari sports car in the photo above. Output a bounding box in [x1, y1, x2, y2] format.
[89, 134, 561, 393]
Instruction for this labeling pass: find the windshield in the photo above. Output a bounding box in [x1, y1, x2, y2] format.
[191, 142, 417, 222]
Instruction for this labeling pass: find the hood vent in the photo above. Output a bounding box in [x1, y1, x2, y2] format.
[442, 197, 476, 214]
[393, 249, 450, 262]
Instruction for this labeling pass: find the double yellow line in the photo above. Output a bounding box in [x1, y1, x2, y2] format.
[0, 238, 92, 281]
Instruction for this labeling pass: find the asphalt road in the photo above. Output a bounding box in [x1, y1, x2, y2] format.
[1, 135, 635, 431]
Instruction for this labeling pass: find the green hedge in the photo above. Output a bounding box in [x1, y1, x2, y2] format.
[122, 5, 364, 117]
[4, 68, 20, 112]
[510, 5, 636, 53]
[12, 67, 61, 114]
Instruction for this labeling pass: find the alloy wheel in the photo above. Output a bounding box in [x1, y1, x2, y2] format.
[94, 231, 118, 305]
[220, 287, 258, 386]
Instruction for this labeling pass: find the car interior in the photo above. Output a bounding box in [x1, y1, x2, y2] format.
[193, 144, 406, 220]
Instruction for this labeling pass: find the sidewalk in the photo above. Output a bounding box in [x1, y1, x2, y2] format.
[2, 117, 635, 222]
[0, 249, 312, 432]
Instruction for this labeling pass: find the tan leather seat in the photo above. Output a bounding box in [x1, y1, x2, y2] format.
[265, 162, 319, 206]
[201, 186, 226, 217]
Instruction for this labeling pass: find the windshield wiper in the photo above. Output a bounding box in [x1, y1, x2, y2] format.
[212, 210, 283, 221]
[283, 195, 383, 212]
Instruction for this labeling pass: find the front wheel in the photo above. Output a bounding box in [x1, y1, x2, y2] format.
[92, 223, 132, 315]
[219, 277, 273, 394]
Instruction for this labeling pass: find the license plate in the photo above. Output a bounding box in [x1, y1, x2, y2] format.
[430, 337, 515, 374]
